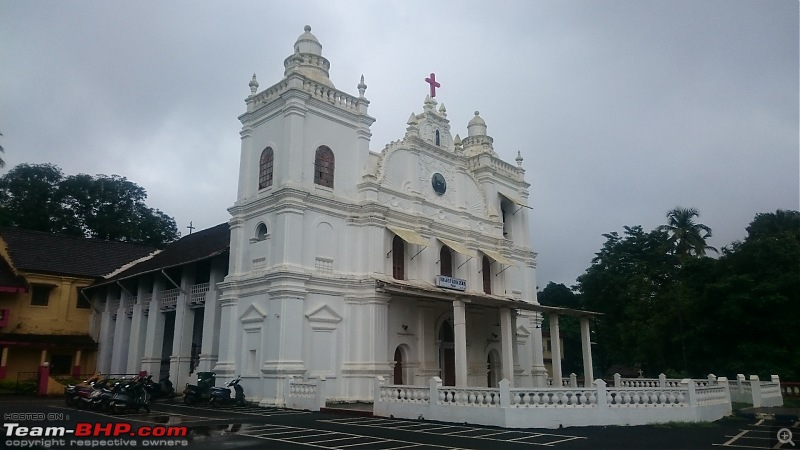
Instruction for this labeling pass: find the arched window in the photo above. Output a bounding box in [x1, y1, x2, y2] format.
[392, 235, 405, 280]
[259, 147, 274, 189]
[255, 223, 267, 241]
[435, 129, 441, 146]
[440, 246, 452, 277]
[482, 256, 492, 294]
[314, 146, 335, 188]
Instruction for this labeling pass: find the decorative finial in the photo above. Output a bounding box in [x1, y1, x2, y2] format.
[438, 103, 447, 117]
[249, 73, 259, 95]
[474, 110, 480, 116]
[516, 150, 524, 167]
[357, 74, 367, 97]
[304, 25, 311, 32]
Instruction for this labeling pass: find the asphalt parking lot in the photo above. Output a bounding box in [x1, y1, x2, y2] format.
[1, 397, 798, 449]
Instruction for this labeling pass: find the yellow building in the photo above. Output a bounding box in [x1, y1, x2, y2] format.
[0, 228, 155, 381]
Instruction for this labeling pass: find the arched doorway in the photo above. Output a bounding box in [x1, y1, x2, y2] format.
[393, 347, 404, 385]
[487, 349, 500, 387]
[438, 320, 455, 386]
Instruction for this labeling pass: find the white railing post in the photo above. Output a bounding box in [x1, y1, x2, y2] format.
[750, 375, 763, 407]
[595, 378, 608, 409]
[659, 373, 667, 388]
[374, 375, 385, 403]
[429, 376, 442, 403]
[316, 376, 327, 410]
[499, 378, 511, 407]
[570, 373, 578, 388]
[683, 379, 698, 407]
[736, 374, 745, 394]
[718, 377, 732, 415]
[613, 373, 621, 387]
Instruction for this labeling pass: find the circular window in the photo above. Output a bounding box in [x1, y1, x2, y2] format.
[431, 173, 447, 196]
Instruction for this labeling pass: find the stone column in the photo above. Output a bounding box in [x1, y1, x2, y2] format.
[452, 299, 468, 387]
[199, 258, 225, 372]
[96, 292, 116, 374]
[141, 278, 166, 378]
[127, 280, 149, 374]
[580, 316, 594, 386]
[261, 290, 307, 405]
[170, 266, 195, 389]
[72, 350, 82, 378]
[110, 290, 131, 374]
[415, 302, 439, 383]
[212, 290, 239, 377]
[549, 314, 563, 384]
[499, 307, 515, 384]
[0, 347, 8, 379]
[530, 312, 547, 387]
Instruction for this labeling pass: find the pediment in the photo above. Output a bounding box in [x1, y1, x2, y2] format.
[305, 304, 342, 323]
[516, 324, 531, 338]
[239, 303, 267, 324]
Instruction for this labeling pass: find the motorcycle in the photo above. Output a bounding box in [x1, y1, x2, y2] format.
[144, 375, 175, 400]
[183, 371, 215, 405]
[210, 375, 245, 408]
[84, 377, 123, 411]
[110, 376, 150, 414]
[65, 374, 103, 407]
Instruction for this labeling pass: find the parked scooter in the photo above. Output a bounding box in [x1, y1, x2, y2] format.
[144, 375, 175, 400]
[65, 374, 103, 407]
[210, 375, 245, 408]
[110, 376, 151, 414]
[183, 372, 215, 405]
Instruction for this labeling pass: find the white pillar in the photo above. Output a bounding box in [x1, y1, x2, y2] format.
[110, 290, 132, 374]
[199, 258, 225, 372]
[580, 316, 594, 386]
[499, 307, 515, 384]
[415, 302, 439, 382]
[212, 292, 238, 377]
[170, 267, 195, 389]
[530, 312, 547, 387]
[96, 292, 116, 374]
[141, 278, 166, 378]
[127, 280, 149, 373]
[452, 299, 468, 388]
[549, 314, 563, 384]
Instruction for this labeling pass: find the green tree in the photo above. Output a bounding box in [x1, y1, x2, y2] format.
[0, 163, 179, 247]
[537, 282, 583, 374]
[577, 226, 678, 375]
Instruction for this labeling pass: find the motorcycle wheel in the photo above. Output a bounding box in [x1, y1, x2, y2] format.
[112, 403, 125, 415]
[183, 396, 194, 405]
[210, 398, 219, 408]
[65, 396, 74, 407]
[144, 404, 150, 413]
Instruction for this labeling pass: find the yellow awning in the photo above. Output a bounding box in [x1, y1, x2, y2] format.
[387, 226, 428, 247]
[481, 249, 515, 266]
[437, 237, 475, 259]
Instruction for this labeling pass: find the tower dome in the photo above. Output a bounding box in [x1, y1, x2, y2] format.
[467, 111, 487, 137]
[283, 25, 335, 88]
[294, 25, 323, 55]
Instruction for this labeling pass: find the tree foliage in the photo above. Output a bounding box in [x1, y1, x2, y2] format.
[552, 208, 800, 380]
[0, 163, 179, 247]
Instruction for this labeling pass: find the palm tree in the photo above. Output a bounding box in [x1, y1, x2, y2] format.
[658, 207, 718, 261]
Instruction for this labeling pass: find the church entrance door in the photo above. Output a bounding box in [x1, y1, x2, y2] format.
[439, 320, 455, 386]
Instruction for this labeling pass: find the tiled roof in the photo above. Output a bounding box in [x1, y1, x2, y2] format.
[101, 223, 230, 283]
[0, 228, 158, 279]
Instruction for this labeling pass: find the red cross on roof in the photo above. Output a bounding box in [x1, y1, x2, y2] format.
[425, 73, 440, 97]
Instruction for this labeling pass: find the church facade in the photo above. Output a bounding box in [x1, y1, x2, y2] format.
[213, 26, 596, 405]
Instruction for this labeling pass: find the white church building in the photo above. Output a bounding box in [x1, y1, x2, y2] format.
[87, 26, 756, 428]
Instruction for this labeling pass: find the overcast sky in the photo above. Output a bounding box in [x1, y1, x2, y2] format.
[1, 1, 797, 288]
